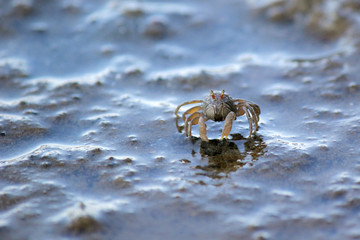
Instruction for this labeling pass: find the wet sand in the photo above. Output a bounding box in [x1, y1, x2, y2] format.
[1, 0, 360, 239]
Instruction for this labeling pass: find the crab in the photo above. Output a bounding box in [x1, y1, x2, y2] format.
[175, 90, 261, 141]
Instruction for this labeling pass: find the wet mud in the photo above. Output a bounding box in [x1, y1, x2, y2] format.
[1, 0, 360, 239]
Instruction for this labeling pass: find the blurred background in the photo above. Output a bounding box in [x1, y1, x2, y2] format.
[1, 0, 360, 239]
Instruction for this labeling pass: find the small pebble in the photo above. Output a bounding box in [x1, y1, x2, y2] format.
[143, 15, 169, 39]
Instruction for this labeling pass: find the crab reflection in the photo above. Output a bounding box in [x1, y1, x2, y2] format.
[196, 134, 266, 178]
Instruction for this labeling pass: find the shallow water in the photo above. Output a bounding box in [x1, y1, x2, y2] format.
[1, 0, 360, 239]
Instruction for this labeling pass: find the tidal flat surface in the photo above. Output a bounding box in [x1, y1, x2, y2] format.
[1, 0, 360, 239]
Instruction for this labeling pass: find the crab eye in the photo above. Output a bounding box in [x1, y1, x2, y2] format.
[210, 90, 215, 99]
[220, 89, 225, 99]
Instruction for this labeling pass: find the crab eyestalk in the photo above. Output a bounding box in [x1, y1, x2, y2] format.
[220, 89, 225, 99]
[210, 90, 215, 99]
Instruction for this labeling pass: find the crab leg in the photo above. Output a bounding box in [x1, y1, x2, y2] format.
[249, 103, 261, 130]
[243, 107, 253, 138]
[182, 105, 202, 121]
[247, 104, 259, 130]
[235, 99, 260, 114]
[199, 115, 209, 142]
[236, 103, 246, 116]
[220, 111, 236, 140]
[185, 112, 202, 136]
[249, 102, 261, 115]
[235, 99, 250, 117]
[233, 99, 246, 104]
[175, 100, 203, 117]
[234, 99, 257, 105]
[237, 100, 260, 134]
[188, 117, 200, 137]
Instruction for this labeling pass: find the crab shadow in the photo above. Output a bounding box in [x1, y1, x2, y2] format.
[195, 134, 266, 178]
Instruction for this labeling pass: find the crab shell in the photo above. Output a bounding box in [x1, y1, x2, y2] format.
[202, 92, 237, 122]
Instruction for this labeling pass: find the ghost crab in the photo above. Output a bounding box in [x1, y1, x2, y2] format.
[175, 90, 261, 141]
